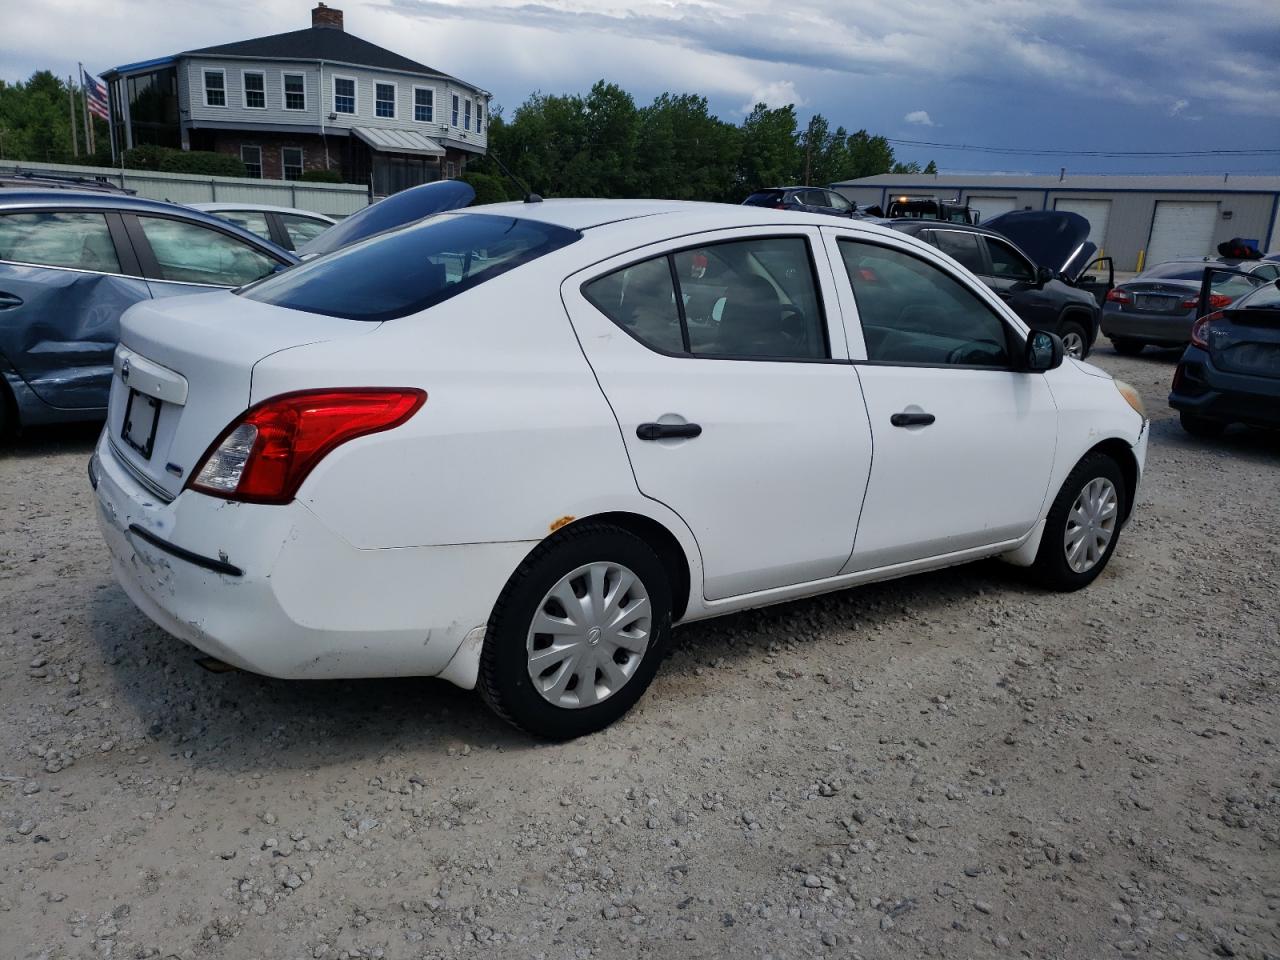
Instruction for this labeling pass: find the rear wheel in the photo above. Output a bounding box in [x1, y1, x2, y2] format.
[1058, 320, 1089, 360]
[1031, 453, 1127, 591]
[478, 523, 673, 740]
[1179, 411, 1227, 438]
[1111, 337, 1144, 356]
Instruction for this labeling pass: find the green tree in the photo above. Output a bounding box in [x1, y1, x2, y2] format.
[737, 102, 800, 195]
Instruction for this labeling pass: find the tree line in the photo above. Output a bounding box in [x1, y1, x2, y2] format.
[0, 71, 111, 166]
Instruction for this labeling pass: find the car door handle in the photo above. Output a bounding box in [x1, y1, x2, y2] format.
[637, 422, 702, 441]
[0, 292, 23, 309]
[890, 412, 936, 427]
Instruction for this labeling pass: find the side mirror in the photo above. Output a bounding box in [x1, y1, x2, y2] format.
[1035, 265, 1054, 287]
[1025, 330, 1064, 371]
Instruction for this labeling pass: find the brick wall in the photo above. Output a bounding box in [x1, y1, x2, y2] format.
[207, 132, 336, 181]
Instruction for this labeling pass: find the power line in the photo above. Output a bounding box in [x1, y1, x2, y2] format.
[885, 138, 1280, 159]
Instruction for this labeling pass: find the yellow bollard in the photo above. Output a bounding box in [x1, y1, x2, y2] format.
[1136, 249, 1145, 272]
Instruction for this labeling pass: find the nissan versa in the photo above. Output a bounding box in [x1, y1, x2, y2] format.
[90, 196, 1149, 739]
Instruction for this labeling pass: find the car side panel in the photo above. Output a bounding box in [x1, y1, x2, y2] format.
[0, 262, 150, 410]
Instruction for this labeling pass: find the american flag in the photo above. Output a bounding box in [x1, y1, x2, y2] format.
[82, 69, 109, 121]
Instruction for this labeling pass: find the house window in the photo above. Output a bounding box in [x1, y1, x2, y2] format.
[476, 101, 483, 134]
[446, 161, 456, 178]
[283, 73, 306, 111]
[463, 98, 471, 131]
[375, 82, 396, 119]
[413, 87, 433, 122]
[241, 145, 262, 178]
[451, 94, 459, 126]
[282, 147, 304, 181]
[333, 77, 355, 114]
[203, 70, 226, 107]
[243, 71, 265, 109]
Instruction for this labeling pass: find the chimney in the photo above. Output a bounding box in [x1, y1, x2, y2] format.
[312, 3, 343, 29]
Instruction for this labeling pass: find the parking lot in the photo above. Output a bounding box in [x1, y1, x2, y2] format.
[1, 346, 1277, 960]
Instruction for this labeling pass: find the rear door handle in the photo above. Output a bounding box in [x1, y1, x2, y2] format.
[637, 422, 702, 441]
[890, 412, 935, 427]
[0, 292, 23, 309]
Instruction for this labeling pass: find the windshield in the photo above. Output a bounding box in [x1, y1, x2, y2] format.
[240, 213, 581, 322]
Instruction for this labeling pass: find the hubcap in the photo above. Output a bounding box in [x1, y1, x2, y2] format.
[1062, 331, 1085, 358]
[526, 562, 651, 709]
[1063, 476, 1118, 573]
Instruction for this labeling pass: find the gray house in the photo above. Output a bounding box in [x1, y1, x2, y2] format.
[102, 4, 490, 195]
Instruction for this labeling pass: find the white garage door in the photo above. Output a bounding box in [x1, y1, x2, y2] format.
[970, 196, 1018, 223]
[1054, 198, 1111, 249]
[1146, 201, 1218, 266]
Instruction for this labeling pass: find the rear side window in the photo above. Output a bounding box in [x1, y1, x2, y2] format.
[584, 236, 828, 360]
[0, 211, 120, 272]
[743, 191, 784, 207]
[241, 213, 580, 322]
[138, 216, 280, 287]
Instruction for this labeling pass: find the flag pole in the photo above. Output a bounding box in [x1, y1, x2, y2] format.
[80, 64, 95, 156]
[68, 75, 79, 158]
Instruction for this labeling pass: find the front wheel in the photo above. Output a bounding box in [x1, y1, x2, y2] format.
[1059, 320, 1089, 360]
[478, 523, 673, 740]
[1031, 453, 1127, 591]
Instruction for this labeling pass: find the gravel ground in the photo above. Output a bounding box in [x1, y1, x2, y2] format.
[2, 346, 1277, 960]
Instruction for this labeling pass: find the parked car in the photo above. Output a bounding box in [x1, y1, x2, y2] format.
[90, 198, 1148, 740]
[0, 182, 472, 435]
[1169, 272, 1280, 436]
[742, 186, 859, 218]
[886, 211, 1111, 358]
[1101, 256, 1278, 355]
[191, 203, 336, 252]
[0, 170, 134, 194]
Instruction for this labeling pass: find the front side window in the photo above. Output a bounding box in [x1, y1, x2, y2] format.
[240, 145, 262, 179]
[929, 229, 984, 274]
[827, 191, 852, 212]
[282, 147, 304, 181]
[414, 88, 433, 122]
[839, 239, 1011, 367]
[279, 213, 330, 249]
[451, 94, 459, 126]
[283, 73, 306, 111]
[137, 216, 279, 286]
[375, 82, 395, 118]
[243, 71, 265, 109]
[0, 211, 121, 272]
[985, 237, 1035, 281]
[203, 70, 225, 107]
[585, 237, 828, 360]
[240, 213, 581, 322]
[333, 77, 355, 114]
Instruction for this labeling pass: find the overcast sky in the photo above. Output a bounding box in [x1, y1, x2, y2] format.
[3, 0, 1277, 174]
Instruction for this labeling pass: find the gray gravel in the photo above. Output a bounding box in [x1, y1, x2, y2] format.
[1, 346, 1278, 960]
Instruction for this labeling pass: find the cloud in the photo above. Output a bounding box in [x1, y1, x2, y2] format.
[743, 81, 805, 113]
[904, 110, 933, 126]
[1169, 99, 1189, 116]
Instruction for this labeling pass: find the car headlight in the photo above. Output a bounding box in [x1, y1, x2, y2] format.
[1113, 379, 1145, 419]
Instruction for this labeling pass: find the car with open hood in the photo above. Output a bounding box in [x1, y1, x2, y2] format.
[90, 197, 1148, 740]
[0, 181, 473, 435]
[886, 210, 1112, 358]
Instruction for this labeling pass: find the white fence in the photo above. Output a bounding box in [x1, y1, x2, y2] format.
[0, 160, 370, 217]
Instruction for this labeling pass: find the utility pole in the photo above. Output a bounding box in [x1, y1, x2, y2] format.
[68, 76, 79, 157]
[803, 117, 814, 186]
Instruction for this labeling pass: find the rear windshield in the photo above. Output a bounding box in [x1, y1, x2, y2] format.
[1142, 262, 1213, 280]
[239, 213, 581, 322]
[743, 190, 784, 206]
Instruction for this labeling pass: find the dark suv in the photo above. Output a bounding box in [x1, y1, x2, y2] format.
[743, 186, 859, 218]
[887, 211, 1112, 359]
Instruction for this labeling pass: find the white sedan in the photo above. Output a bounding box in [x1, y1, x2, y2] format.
[90, 199, 1149, 739]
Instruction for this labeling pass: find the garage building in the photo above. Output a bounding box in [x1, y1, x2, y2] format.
[830, 174, 1280, 271]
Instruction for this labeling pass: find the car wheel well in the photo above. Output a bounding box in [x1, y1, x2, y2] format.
[1058, 308, 1094, 341]
[1082, 438, 1138, 523]
[0, 373, 17, 436]
[552, 512, 692, 621]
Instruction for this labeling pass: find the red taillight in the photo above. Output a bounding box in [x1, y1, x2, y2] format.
[1180, 293, 1233, 311]
[1189, 310, 1222, 349]
[1106, 288, 1131, 304]
[189, 388, 426, 504]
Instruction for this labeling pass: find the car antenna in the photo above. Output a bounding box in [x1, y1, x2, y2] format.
[489, 152, 542, 204]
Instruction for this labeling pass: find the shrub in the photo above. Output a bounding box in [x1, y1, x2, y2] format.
[298, 168, 344, 183]
[122, 145, 247, 178]
[460, 171, 512, 205]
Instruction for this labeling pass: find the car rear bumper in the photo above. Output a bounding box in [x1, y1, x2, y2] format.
[1101, 305, 1193, 345]
[91, 430, 530, 681]
[1169, 348, 1280, 427]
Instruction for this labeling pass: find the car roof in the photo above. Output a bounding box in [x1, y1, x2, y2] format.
[470, 198, 861, 233]
[885, 218, 1002, 239]
[191, 202, 336, 221]
[0, 189, 296, 259]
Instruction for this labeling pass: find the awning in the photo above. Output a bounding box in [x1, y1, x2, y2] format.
[352, 127, 445, 157]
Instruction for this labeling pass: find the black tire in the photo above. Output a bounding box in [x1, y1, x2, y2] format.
[1179, 411, 1227, 438]
[1030, 453, 1128, 592]
[1059, 319, 1090, 359]
[1111, 337, 1144, 356]
[478, 522, 673, 740]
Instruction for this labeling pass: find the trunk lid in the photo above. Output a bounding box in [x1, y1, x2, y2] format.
[1120, 280, 1199, 314]
[108, 290, 377, 499]
[1210, 306, 1280, 378]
